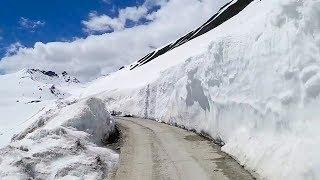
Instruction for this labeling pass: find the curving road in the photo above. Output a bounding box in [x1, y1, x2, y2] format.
[111, 117, 254, 180]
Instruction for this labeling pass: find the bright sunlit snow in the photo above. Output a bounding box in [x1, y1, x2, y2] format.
[0, 0, 319, 179]
[81, 0, 320, 179]
[0, 69, 83, 148]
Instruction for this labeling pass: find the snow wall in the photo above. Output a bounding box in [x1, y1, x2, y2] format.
[97, 1, 320, 179]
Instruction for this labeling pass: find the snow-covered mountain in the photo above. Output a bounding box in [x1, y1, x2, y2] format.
[0, 69, 117, 179]
[0, 69, 81, 147]
[130, 0, 253, 70]
[1, 0, 320, 179]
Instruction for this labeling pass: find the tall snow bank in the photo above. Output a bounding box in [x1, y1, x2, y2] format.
[0, 97, 118, 179]
[89, 0, 320, 179]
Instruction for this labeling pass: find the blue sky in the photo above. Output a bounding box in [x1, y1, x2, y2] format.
[0, 0, 147, 57]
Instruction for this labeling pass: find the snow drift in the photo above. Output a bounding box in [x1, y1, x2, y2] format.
[83, 0, 320, 179]
[0, 97, 118, 179]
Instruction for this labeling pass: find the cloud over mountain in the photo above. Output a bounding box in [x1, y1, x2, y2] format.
[0, 0, 228, 81]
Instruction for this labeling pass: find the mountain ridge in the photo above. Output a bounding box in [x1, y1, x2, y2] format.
[129, 0, 254, 70]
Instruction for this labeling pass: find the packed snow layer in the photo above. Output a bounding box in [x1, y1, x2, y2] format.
[0, 97, 118, 179]
[83, 0, 320, 179]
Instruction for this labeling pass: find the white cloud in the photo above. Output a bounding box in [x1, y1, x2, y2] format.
[19, 17, 45, 31]
[82, 6, 149, 33]
[5, 42, 24, 56]
[82, 0, 170, 33]
[82, 12, 125, 32]
[0, 0, 229, 81]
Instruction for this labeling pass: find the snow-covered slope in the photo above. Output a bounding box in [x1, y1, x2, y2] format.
[0, 69, 118, 179]
[0, 97, 118, 179]
[129, 0, 253, 70]
[82, 0, 320, 179]
[0, 69, 82, 148]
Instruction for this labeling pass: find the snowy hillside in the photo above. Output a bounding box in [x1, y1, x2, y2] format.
[0, 97, 118, 179]
[82, 0, 320, 179]
[129, 0, 253, 70]
[0, 68, 118, 178]
[0, 69, 82, 148]
[0, 67, 119, 179]
[1, 0, 319, 179]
